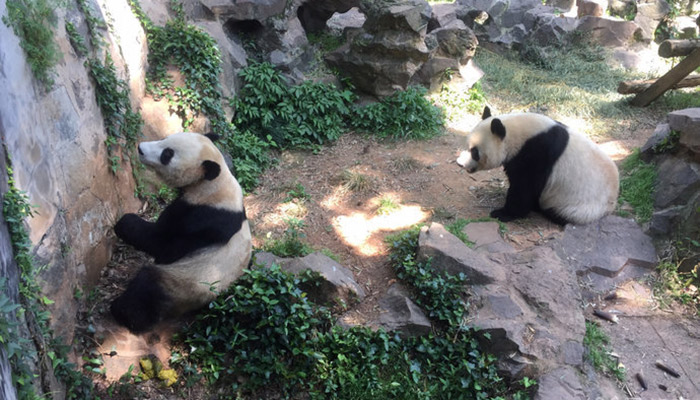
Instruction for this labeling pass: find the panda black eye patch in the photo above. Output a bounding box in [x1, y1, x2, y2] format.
[471, 147, 480, 161]
[160, 148, 174, 165]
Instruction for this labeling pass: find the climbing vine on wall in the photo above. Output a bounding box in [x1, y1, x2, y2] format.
[2, 0, 62, 88]
[70, 0, 145, 193]
[2, 154, 96, 399]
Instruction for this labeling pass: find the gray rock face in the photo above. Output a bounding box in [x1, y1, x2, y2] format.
[200, 0, 286, 20]
[640, 122, 671, 162]
[577, 0, 606, 17]
[327, 7, 366, 36]
[418, 223, 505, 284]
[1, 0, 142, 342]
[534, 366, 587, 400]
[471, 246, 586, 378]
[669, 108, 700, 155]
[654, 157, 700, 209]
[378, 283, 432, 336]
[461, 221, 515, 253]
[554, 215, 657, 293]
[429, 3, 458, 31]
[326, 0, 477, 96]
[634, 0, 671, 41]
[418, 222, 586, 379]
[529, 13, 578, 46]
[297, 0, 359, 33]
[575, 16, 641, 47]
[253, 252, 366, 304]
[649, 205, 684, 237]
[636, 0, 671, 20]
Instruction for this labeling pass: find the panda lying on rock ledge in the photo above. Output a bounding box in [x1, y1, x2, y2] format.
[457, 107, 619, 225]
[111, 132, 252, 333]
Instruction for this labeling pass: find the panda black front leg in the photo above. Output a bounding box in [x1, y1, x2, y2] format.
[114, 213, 159, 255]
[491, 179, 538, 222]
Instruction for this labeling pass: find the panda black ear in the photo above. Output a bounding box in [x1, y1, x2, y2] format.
[491, 118, 506, 140]
[202, 160, 221, 180]
[482, 106, 492, 120]
[204, 133, 220, 142]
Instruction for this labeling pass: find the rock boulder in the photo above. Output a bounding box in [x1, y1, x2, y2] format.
[554, 215, 657, 294]
[326, 0, 477, 96]
[669, 108, 700, 155]
[253, 252, 366, 305]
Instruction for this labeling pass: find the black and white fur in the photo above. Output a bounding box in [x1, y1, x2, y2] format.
[111, 132, 251, 333]
[456, 107, 619, 225]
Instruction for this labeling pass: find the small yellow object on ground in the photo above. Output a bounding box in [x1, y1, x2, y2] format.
[158, 369, 178, 387]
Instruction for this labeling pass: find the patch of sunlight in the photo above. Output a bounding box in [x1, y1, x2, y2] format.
[320, 185, 348, 209]
[598, 140, 633, 161]
[277, 201, 308, 220]
[334, 205, 429, 256]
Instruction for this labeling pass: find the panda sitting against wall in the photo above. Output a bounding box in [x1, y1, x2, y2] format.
[457, 107, 619, 225]
[111, 131, 252, 333]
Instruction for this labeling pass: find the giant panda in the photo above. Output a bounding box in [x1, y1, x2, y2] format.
[456, 107, 619, 225]
[111, 131, 252, 333]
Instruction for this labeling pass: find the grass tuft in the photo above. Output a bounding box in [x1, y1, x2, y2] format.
[341, 170, 372, 192]
[584, 321, 626, 381]
[618, 150, 656, 223]
[261, 218, 313, 258]
[376, 196, 400, 215]
[445, 218, 475, 247]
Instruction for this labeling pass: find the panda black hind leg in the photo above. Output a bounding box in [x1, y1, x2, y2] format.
[110, 266, 171, 334]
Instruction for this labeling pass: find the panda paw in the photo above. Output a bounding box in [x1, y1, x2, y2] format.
[490, 208, 516, 222]
[114, 213, 143, 241]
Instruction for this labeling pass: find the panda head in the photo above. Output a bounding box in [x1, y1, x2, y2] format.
[456, 106, 507, 173]
[138, 132, 223, 188]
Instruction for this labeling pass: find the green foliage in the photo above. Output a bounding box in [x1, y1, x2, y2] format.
[2, 158, 95, 399]
[376, 197, 400, 215]
[176, 261, 506, 399]
[175, 219, 511, 398]
[445, 218, 475, 247]
[176, 264, 331, 392]
[0, 278, 37, 400]
[86, 54, 144, 177]
[308, 32, 344, 53]
[262, 218, 314, 258]
[233, 62, 355, 149]
[65, 22, 87, 57]
[656, 261, 700, 313]
[128, 0, 273, 190]
[2, 0, 61, 88]
[351, 87, 445, 140]
[76, 0, 106, 49]
[385, 226, 468, 327]
[652, 130, 681, 153]
[223, 129, 272, 190]
[431, 81, 488, 122]
[618, 150, 657, 223]
[584, 321, 625, 381]
[284, 183, 311, 203]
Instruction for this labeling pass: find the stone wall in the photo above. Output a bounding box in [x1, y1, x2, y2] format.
[0, 0, 143, 341]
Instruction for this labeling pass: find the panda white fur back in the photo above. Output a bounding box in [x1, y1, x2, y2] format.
[111, 132, 251, 333]
[457, 107, 618, 225]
